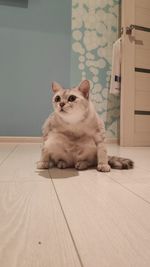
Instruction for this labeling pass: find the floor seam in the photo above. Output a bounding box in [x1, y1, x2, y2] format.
[48, 170, 84, 267]
[0, 180, 50, 184]
[0, 144, 18, 168]
[106, 173, 150, 205]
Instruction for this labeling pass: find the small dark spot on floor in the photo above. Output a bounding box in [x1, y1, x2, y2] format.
[38, 241, 42, 245]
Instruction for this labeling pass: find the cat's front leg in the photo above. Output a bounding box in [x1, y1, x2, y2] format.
[94, 118, 110, 172]
[96, 142, 110, 172]
[37, 147, 53, 169]
[94, 134, 110, 172]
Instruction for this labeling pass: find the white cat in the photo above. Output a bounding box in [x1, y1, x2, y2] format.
[37, 80, 133, 172]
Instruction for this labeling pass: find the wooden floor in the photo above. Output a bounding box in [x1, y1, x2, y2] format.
[0, 143, 150, 267]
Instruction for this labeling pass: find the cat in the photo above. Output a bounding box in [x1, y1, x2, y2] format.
[37, 80, 133, 172]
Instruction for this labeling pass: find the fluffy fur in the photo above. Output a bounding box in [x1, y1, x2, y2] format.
[37, 80, 133, 172]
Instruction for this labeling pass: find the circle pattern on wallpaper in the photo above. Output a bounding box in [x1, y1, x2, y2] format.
[71, 0, 120, 138]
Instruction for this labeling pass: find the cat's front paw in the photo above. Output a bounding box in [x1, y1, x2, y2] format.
[75, 161, 88, 170]
[57, 160, 68, 169]
[37, 161, 49, 169]
[97, 163, 111, 172]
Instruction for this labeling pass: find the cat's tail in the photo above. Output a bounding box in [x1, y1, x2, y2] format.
[108, 156, 134, 170]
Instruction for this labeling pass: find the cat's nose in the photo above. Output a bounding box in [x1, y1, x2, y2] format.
[60, 102, 65, 108]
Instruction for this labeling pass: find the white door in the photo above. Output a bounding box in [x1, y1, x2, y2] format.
[120, 0, 150, 146]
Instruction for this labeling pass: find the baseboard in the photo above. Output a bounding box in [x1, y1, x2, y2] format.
[0, 136, 42, 143]
[106, 138, 119, 144]
[0, 136, 118, 144]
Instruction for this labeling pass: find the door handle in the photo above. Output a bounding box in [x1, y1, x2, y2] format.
[126, 24, 150, 35]
[126, 25, 135, 35]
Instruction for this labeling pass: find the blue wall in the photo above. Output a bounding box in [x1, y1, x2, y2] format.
[0, 0, 71, 136]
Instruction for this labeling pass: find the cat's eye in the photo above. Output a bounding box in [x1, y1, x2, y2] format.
[68, 95, 77, 102]
[55, 95, 61, 102]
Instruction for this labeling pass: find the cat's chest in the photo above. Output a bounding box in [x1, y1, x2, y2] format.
[59, 128, 92, 142]
[51, 120, 97, 147]
[60, 130, 95, 150]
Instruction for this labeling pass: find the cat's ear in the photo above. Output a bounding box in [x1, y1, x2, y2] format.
[78, 80, 90, 99]
[51, 81, 62, 93]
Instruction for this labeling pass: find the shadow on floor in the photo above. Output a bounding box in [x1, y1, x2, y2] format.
[36, 168, 79, 179]
[35, 170, 50, 179]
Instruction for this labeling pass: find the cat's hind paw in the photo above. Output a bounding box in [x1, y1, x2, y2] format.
[37, 161, 49, 169]
[97, 163, 111, 172]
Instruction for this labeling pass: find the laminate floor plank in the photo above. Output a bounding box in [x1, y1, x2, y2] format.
[50, 168, 150, 267]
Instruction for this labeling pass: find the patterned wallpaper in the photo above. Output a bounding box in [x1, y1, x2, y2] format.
[71, 0, 120, 139]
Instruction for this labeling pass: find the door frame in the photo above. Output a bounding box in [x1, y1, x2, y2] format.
[120, 0, 135, 146]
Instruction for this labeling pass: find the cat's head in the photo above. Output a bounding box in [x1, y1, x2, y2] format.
[51, 80, 90, 123]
